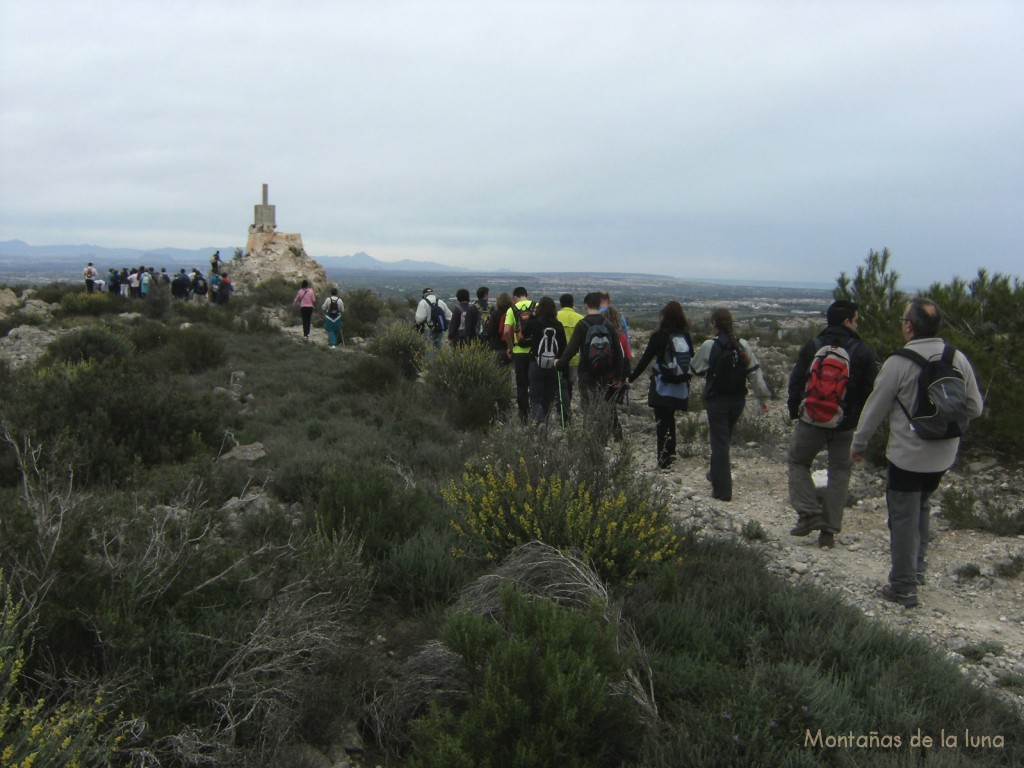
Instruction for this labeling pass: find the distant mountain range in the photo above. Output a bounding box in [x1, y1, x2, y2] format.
[0, 239, 467, 274]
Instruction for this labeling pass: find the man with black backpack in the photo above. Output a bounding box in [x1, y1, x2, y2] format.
[415, 288, 452, 350]
[557, 292, 624, 438]
[851, 297, 983, 608]
[787, 300, 878, 548]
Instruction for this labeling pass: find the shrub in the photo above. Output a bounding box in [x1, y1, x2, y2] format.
[380, 525, 479, 611]
[404, 585, 645, 768]
[446, 423, 680, 585]
[314, 461, 440, 560]
[341, 287, 387, 338]
[247, 276, 296, 306]
[0, 360, 228, 487]
[38, 324, 134, 366]
[940, 487, 1024, 536]
[58, 290, 125, 317]
[423, 343, 513, 431]
[30, 281, 80, 305]
[1, 571, 126, 767]
[345, 352, 403, 392]
[370, 321, 426, 380]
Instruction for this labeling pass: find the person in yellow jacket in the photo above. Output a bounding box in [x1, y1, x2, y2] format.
[503, 287, 535, 423]
[556, 293, 584, 413]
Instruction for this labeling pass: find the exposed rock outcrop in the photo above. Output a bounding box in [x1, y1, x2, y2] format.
[230, 234, 328, 295]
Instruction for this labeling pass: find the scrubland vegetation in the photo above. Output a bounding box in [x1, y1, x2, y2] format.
[1, 254, 1022, 767]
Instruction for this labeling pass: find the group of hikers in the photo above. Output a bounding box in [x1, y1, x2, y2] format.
[283, 276, 981, 609]
[410, 285, 984, 610]
[82, 251, 234, 304]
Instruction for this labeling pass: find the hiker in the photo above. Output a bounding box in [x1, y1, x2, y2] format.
[626, 301, 694, 470]
[171, 269, 191, 300]
[690, 307, 771, 501]
[787, 300, 878, 548]
[210, 250, 222, 274]
[851, 297, 983, 607]
[487, 292, 513, 366]
[139, 267, 152, 299]
[604, 305, 632, 403]
[293, 280, 317, 341]
[448, 288, 480, 348]
[598, 290, 626, 382]
[504, 287, 536, 423]
[83, 262, 98, 293]
[521, 297, 568, 425]
[557, 292, 625, 439]
[556, 293, 584, 411]
[414, 288, 452, 349]
[216, 273, 233, 305]
[322, 288, 345, 349]
[107, 268, 120, 297]
[473, 286, 490, 339]
[191, 270, 208, 301]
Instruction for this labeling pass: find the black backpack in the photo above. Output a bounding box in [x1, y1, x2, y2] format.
[708, 337, 747, 396]
[581, 320, 615, 377]
[326, 297, 342, 320]
[426, 297, 447, 332]
[475, 300, 492, 341]
[512, 301, 537, 346]
[893, 344, 971, 440]
[194, 276, 208, 295]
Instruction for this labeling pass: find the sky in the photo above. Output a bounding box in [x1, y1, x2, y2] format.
[1, 1, 1021, 287]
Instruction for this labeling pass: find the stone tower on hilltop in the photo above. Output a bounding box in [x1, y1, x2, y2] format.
[230, 184, 328, 293]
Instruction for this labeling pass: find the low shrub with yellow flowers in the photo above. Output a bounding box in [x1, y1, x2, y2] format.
[1, 572, 125, 768]
[445, 455, 681, 585]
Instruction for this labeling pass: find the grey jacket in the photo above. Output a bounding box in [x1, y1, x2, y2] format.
[851, 337, 983, 473]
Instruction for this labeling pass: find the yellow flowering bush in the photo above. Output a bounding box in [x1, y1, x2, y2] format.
[445, 456, 680, 584]
[1, 573, 122, 768]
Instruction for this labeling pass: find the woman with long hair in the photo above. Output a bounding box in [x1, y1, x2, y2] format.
[689, 307, 771, 500]
[627, 300, 694, 469]
[487, 292, 514, 366]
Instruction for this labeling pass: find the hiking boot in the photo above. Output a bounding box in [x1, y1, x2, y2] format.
[880, 584, 918, 608]
[789, 515, 825, 537]
[817, 531, 835, 549]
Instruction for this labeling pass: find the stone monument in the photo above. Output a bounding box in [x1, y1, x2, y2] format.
[230, 184, 328, 293]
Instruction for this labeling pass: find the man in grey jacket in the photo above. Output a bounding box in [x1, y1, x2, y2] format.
[851, 297, 983, 607]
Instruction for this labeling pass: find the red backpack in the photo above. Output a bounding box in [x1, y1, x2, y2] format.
[799, 340, 856, 428]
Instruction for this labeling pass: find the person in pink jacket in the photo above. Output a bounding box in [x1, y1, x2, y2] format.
[292, 280, 317, 341]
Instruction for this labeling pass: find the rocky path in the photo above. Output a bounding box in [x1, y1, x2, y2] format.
[620, 402, 1024, 714]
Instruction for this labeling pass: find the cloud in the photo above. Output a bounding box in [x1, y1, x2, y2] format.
[2, 1, 1021, 286]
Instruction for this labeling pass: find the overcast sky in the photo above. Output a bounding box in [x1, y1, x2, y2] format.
[1, 1, 1021, 286]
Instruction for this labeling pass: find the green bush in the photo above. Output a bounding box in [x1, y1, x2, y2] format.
[345, 351, 403, 392]
[247, 276, 296, 306]
[940, 487, 1024, 536]
[0, 360, 228, 487]
[380, 525, 479, 611]
[446, 422, 679, 585]
[31, 281, 81, 304]
[314, 462, 440, 560]
[370, 321, 426, 380]
[1, 572, 126, 767]
[423, 343, 513, 431]
[341, 287, 387, 338]
[38, 324, 134, 366]
[406, 586, 644, 768]
[58, 290, 126, 317]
